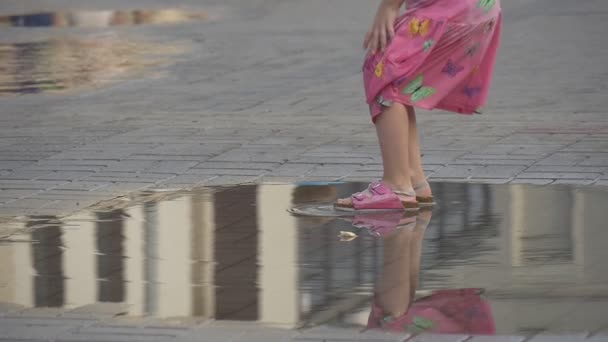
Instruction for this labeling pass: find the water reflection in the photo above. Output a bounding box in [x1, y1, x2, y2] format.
[0, 183, 607, 336]
[0, 9, 207, 28]
[339, 210, 496, 335]
[0, 38, 180, 95]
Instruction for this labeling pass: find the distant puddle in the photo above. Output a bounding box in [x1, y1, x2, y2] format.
[0, 37, 185, 95]
[1, 182, 608, 336]
[0, 9, 208, 28]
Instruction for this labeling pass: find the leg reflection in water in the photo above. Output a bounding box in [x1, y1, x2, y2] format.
[367, 209, 496, 335]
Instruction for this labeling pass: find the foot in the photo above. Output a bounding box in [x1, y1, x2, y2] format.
[412, 179, 433, 198]
[412, 179, 435, 206]
[334, 181, 417, 210]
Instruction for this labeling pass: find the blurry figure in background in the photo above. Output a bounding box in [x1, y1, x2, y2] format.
[335, 0, 501, 212]
[365, 209, 496, 335]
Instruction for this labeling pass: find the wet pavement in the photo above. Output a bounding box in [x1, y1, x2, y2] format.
[0, 9, 207, 28]
[0, 7, 199, 95]
[0, 37, 169, 95]
[1, 182, 607, 339]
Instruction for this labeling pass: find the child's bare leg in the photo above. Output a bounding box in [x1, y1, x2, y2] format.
[406, 106, 432, 198]
[376, 228, 414, 317]
[336, 103, 416, 206]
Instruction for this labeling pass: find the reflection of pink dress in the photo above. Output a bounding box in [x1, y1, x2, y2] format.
[367, 288, 496, 335]
[363, 0, 502, 121]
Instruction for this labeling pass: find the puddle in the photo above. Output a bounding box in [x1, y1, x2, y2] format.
[0, 37, 185, 95]
[1, 182, 607, 336]
[0, 9, 208, 28]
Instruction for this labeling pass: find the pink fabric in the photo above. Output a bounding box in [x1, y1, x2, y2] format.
[352, 181, 403, 210]
[363, 0, 502, 121]
[367, 288, 496, 335]
[350, 212, 415, 236]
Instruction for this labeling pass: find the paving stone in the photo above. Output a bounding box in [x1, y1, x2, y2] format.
[0, 181, 66, 190]
[268, 163, 317, 177]
[536, 153, 589, 166]
[228, 329, 298, 342]
[0, 189, 40, 199]
[579, 155, 608, 167]
[0, 161, 32, 170]
[515, 172, 601, 180]
[103, 160, 158, 172]
[525, 334, 590, 342]
[466, 178, 511, 184]
[129, 155, 209, 161]
[348, 171, 382, 179]
[192, 161, 280, 170]
[259, 176, 299, 183]
[47, 151, 134, 160]
[184, 168, 269, 176]
[155, 175, 218, 186]
[307, 164, 359, 177]
[451, 159, 536, 166]
[23, 164, 108, 172]
[564, 141, 608, 152]
[553, 179, 596, 185]
[53, 182, 111, 191]
[468, 337, 526, 342]
[431, 165, 479, 179]
[405, 333, 470, 341]
[201, 176, 262, 185]
[0, 170, 54, 180]
[525, 166, 607, 173]
[146, 161, 199, 174]
[297, 326, 409, 342]
[57, 326, 188, 341]
[461, 154, 540, 160]
[1, 198, 55, 209]
[510, 179, 554, 185]
[35, 171, 97, 181]
[470, 165, 526, 179]
[290, 157, 372, 165]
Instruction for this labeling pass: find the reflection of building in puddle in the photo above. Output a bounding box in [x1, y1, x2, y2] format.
[0, 38, 182, 95]
[0, 183, 607, 334]
[0, 9, 207, 28]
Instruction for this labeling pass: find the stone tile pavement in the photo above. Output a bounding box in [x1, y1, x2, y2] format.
[1, 302, 608, 342]
[1, 0, 608, 226]
[1, 0, 608, 340]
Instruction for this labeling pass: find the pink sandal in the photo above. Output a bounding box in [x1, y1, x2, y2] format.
[334, 181, 419, 212]
[346, 211, 418, 237]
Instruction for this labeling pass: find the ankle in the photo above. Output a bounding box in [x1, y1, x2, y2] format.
[381, 178, 414, 194]
[410, 172, 428, 185]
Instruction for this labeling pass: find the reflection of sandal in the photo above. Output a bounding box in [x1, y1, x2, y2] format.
[344, 211, 419, 237]
[414, 181, 435, 207]
[334, 181, 418, 212]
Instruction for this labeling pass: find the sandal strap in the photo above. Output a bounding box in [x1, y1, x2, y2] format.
[413, 181, 429, 191]
[393, 189, 416, 197]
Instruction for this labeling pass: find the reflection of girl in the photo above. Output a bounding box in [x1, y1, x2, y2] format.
[367, 210, 496, 335]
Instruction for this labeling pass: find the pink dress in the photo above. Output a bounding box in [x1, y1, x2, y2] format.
[363, 0, 502, 121]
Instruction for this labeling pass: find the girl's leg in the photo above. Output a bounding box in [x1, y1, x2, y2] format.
[406, 106, 432, 198]
[376, 227, 414, 317]
[337, 103, 416, 206]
